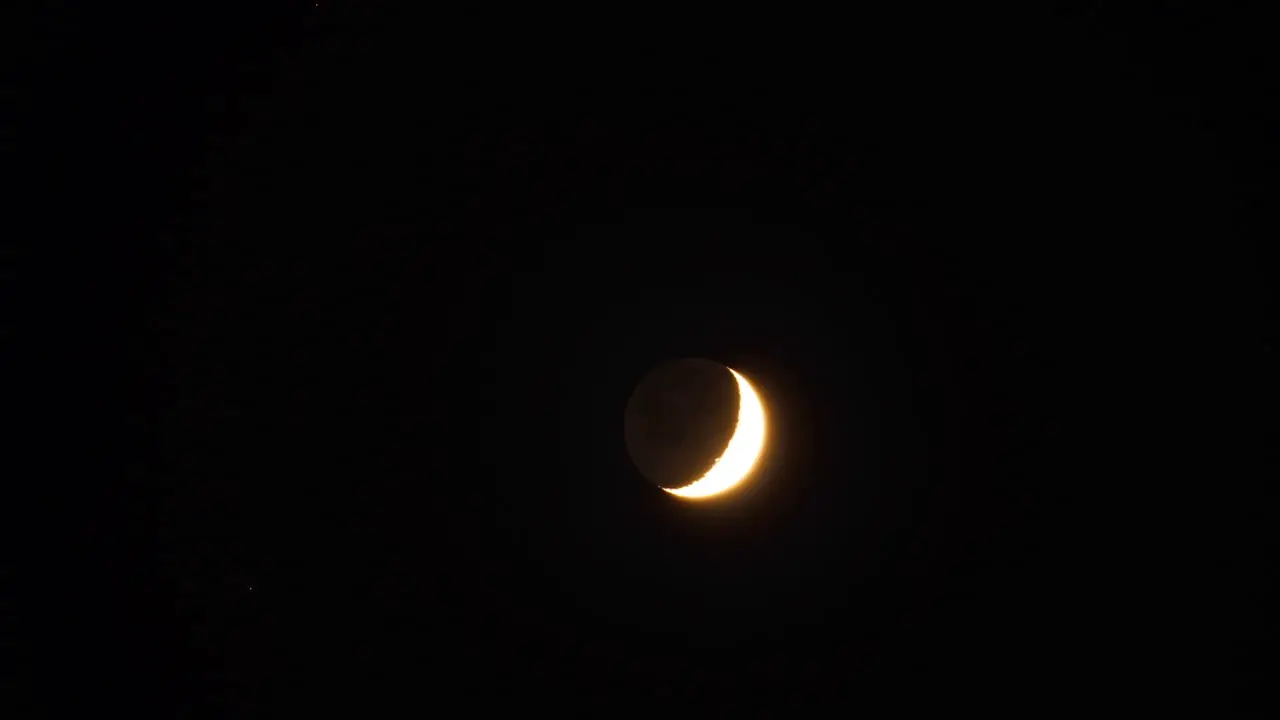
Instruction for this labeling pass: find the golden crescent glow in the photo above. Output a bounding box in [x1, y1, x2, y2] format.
[664, 368, 767, 499]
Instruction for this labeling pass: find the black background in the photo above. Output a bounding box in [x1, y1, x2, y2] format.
[10, 3, 1273, 714]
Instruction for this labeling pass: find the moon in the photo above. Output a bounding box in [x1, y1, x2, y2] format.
[623, 359, 769, 499]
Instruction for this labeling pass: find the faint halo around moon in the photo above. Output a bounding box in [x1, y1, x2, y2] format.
[623, 358, 768, 499]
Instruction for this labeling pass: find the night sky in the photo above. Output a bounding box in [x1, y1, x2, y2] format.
[12, 4, 1273, 714]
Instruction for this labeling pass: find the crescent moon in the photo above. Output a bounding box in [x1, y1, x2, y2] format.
[664, 368, 768, 499]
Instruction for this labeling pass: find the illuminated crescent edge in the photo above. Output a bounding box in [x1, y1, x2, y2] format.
[663, 368, 767, 499]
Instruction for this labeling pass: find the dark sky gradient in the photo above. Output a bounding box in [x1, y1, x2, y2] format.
[12, 4, 1273, 715]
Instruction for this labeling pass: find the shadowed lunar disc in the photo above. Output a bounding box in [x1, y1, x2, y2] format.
[623, 358, 743, 492]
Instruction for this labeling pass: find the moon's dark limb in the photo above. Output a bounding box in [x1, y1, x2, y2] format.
[623, 358, 741, 490]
